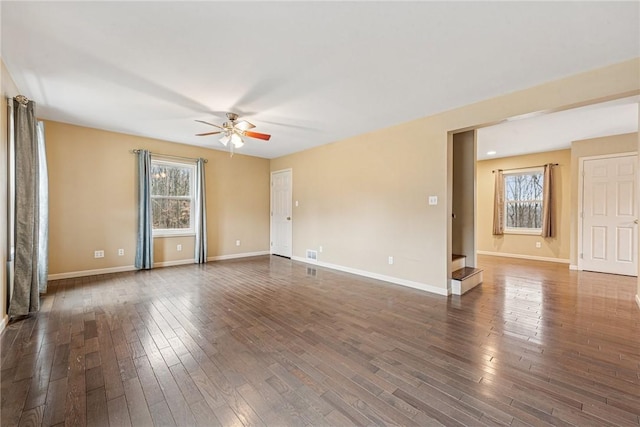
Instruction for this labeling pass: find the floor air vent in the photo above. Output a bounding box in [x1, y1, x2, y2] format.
[306, 249, 318, 261]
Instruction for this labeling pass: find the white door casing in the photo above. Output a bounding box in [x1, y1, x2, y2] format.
[270, 169, 292, 258]
[580, 154, 637, 276]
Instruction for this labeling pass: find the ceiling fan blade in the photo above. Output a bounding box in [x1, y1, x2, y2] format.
[244, 131, 271, 141]
[195, 119, 224, 130]
[234, 120, 256, 131]
[195, 131, 222, 136]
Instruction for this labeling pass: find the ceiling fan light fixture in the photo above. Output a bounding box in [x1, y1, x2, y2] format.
[219, 135, 230, 146]
[230, 133, 244, 148]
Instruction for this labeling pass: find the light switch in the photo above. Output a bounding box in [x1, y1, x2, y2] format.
[428, 196, 438, 205]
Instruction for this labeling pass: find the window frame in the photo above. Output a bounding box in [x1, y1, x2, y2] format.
[503, 167, 544, 235]
[150, 158, 196, 237]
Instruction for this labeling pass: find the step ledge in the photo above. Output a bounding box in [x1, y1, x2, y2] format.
[451, 267, 483, 281]
[451, 270, 483, 296]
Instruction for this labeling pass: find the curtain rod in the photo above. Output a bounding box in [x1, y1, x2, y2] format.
[492, 163, 558, 173]
[131, 149, 207, 163]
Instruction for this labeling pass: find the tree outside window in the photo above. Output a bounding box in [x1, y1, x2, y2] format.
[150, 160, 195, 235]
[504, 168, 544, 232]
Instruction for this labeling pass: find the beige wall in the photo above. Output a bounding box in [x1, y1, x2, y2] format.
[477, 150, 571, 261]
[271, 58, 640, 294]
[452, 130, 476, 265]
[45, 121, 270, 276]
[570, 132, 639, 267]
[1, 60, 21, 328]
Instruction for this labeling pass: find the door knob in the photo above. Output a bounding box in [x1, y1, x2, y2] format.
[635, 219, 638, 224]
[287, 217, 291, 220]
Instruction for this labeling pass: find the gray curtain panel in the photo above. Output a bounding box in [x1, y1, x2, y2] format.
[135, 149, 153, 269]
[541, 164, 555, 238]
[492, 170, 505, 235]
[9, 97, 48, 316]
[194, 158, 207, 264]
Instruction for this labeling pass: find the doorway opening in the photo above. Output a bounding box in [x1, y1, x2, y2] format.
[448, 95, 640, 291]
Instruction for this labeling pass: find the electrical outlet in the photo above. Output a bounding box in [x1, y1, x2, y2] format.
[536, 242, 541, 248]
[428, 196, 438, 205]
[94, 250, 104, 258]
[118, 249, 124, 256]
[319, 246, 323, 253]
[236, 240, 241, 246]
[388, 256, 394, 265]
[177, 244, 182, 251]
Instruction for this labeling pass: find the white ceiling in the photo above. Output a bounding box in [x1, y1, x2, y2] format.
[477, 96, 639, 161]
[2, 2, 639, 159]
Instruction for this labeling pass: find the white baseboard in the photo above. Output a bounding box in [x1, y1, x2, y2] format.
[291, 256, 449, 296]
[48, 265, 137, 280]
[636, 294, 640, 310]
[154, 259, 194, 268]
[48, 251, 271, 280]
[0, 314, 8, 334]
[569, 264, 579, 270]
[477, 251, 570, 264]
[207, 251, 270, 262]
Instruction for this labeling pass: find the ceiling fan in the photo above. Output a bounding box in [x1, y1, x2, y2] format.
[195, 113, 271, 151]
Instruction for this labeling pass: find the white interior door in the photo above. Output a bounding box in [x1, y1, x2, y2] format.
[581, 154, 637, 276]
[270, 169, 292, 257]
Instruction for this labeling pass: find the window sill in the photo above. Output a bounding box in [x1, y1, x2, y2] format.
[504, 229, 542, 236]
[153, 232, 196, 238]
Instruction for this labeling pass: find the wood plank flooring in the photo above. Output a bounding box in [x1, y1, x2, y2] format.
[1, 254, 639, 426]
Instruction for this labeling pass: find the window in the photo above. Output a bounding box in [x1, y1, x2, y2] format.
[150, 159, 195, 236]
[504, 167, 544, 234]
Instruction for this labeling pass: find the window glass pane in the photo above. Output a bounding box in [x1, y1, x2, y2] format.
[504, 173, 543, 201]
[506, 201, 542, 229]
[150, 160, 194, 234]
[504, 170, 544, 230]
[152, 198, 191, 229]
[150, 164, 191, 197]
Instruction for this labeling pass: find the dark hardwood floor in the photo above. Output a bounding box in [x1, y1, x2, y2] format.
[1, 255, 639, 426]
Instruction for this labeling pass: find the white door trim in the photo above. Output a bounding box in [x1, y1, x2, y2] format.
[577, 151, 637, 273]
[270, 168, 293, 257]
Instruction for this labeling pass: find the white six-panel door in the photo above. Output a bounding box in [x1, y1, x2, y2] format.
[581, 154, 637, 276]
[270, 169, 292, 258]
